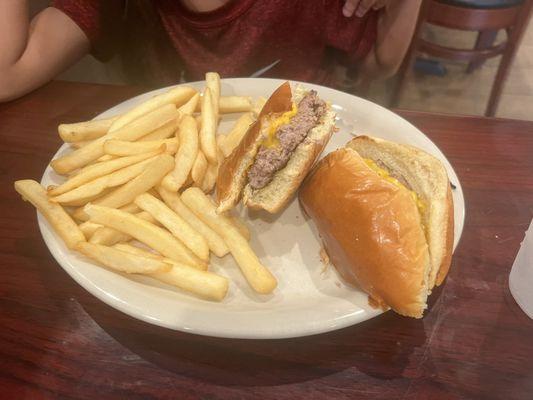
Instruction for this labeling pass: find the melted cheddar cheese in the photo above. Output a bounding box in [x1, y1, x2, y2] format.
[363, 158, 425, 214]
[262, 102, 298, 148]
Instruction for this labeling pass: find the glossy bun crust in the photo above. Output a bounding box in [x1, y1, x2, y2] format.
[299, 148, 431, 318]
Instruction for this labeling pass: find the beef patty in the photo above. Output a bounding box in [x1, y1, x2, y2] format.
[247, 91, 326, 190]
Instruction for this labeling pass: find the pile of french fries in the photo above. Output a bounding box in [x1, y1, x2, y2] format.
[14, 73, 273, 302]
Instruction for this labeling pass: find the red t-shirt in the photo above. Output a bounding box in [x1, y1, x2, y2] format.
[52, 0, 378, 88]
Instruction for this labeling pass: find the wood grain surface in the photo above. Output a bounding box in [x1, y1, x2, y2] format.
[1, 81, 532, 400]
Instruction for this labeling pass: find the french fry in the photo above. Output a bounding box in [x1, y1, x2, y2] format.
[200, 88, 217, 163]
[113, 243, 161, 258]
[120, 203, 141, 213]
[220, 96, 253, 113]
[14, 180, 85, 249]
[95, 154, 116, 162]
[74, 154, 174, 220]
[134, 193, 209, 261]
[177, 92, 200, 116]
[196, 96, 253, 114]
[201, 161, 218, 193]
[84, 204, 205, 269]
[162, 115, 198, 191]
[191, 151, 208, 186]
[76, 242, 171, 274]
[109, 86, 196, 132]
[206, 72, 220, 120]
[114, 243, 228, 301]
[181, 188, 277, 294]
[89, 210, 160, 246]
[79, 220, 101, 239]
[138, 118, 178, 141]
[252, 96, 267, 116]
[218, 113, 255, 157]
[157, 186, 229, 257]
[51, 104, 178, 174]
[70, 140, 91, 149]
[103, 139, 178, 156]
[50, 156, 158, 205]
[59, 115, 119, 143]
[228, 214, 251, 241]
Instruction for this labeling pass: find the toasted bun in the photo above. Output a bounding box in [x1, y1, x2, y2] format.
[300, 147, 431, 318]
[346, 136, 453, 289]
[216, 82, 292, 213]
[243, 86, 336, 213]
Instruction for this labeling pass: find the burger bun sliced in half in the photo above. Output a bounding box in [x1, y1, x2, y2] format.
[216, 82, 336, 214]
[299, 136, 454, 318]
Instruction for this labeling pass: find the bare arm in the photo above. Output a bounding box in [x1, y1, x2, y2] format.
[0, 1, 90, 102]
[344, 0, 422, 81]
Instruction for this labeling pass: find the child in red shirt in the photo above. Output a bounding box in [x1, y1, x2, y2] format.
[0, 0, 422, 101]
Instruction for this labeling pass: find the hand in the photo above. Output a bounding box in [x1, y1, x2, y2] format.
[342, 0, 389, 18]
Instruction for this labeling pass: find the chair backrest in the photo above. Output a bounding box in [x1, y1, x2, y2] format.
[427, 0, 524, 30]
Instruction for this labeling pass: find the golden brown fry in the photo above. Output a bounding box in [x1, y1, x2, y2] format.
[157, 186, 229, 257]
[161, 115, 198, 191]
[14, 180, 85, 249]
[76, 242, 171, 274]
[200, 88, 217, 163]
[114, 243, 228, 301]
[78, 220, 101, 239]
[218, 113, 255, 157]
[201, 161, 218, 193]
[51, 104, 178, 174]
[181, 188, 277, 294]
[191, 151, 208, 186]
[177, 92, 200, 116]
[95, 154, 116, 162]
[119, 203, 141, 214]
[59, 115, 119, 143]
[89, 210, 160, 246]
[220, 96, 253, 113]
[104, 139, 177, 156]
[49, 150, 161, 197]
[138, 118, 178, 141]
[227, 214, 251, 241]
[50, 156, 157, 205]
[84, 204, 205, 269]
[206, 72, 220, 120]
[70, 140, 91, 149]
[74, 154, 174, 220]
[196, 96, 253, 114]
[109, 86, 196, 132]
[134, 193, 209, 261]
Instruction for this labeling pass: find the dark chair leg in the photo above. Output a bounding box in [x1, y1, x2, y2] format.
[486, 1, 533, 116]
[467, 30, 498, 73]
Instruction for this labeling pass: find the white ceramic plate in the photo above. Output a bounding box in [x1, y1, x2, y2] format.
[39, 78, 465, 339]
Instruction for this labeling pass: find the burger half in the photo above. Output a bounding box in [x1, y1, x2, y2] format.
[299, 136, 454, 318]
[216, 82, 336, 213]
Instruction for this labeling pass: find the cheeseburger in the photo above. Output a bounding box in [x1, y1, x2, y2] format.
[216, 82, 336, 214]
[299, 136, 454, 318]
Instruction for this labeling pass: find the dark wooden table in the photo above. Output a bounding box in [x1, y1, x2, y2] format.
[1, 81, 533, 400]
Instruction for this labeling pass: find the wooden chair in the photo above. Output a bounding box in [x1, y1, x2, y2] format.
[391, 0, 532, 116]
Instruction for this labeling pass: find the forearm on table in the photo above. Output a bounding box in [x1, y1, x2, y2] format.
[0, 6, 90, 102]
[359, 0, 422, 81]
